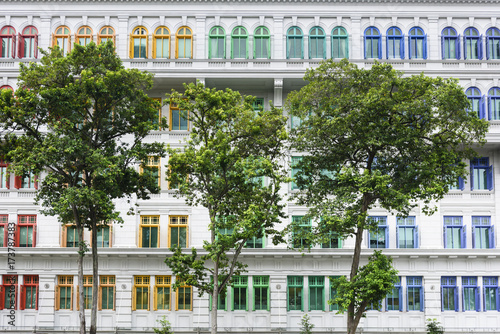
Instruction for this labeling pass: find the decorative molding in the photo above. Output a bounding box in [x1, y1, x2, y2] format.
[82, 15, 88, 26]
[469, 16, 474, 26]
[259, 15, 265, 26]
[292, 16, 297, 26]
[215, 16, 220, 26]
[336, 16, 342, 26]
[5, 15, 11, 26]
[60, 15, 65, 26]
[137, 15, 142, 26]
[447, 16, 452, 27]
[370, 16, 375, 26]
[392, 16, 397, 26]
[237, 15, 242, 26]
[104, 15, 110, 26]
[160, 15, 165, 26]
[314, 16, 320, 26]
[182, 15, 187, 26]
[414, 16, 419, 26]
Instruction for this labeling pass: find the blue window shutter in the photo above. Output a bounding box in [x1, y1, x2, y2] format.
[457, 35, 461, 59]
[420, 286, 424, 311]
[470, 163, 475, 191]
[454, 287, 459, 312]
[479, 35, 483, 60]
[396, 226, 399, 249]
[488, 96, 492, 120]
[461, 225, 467, 249]
[487, 165, 493, 190]
[489, 225, 495, 249]
[472, 226, 476, 248]
[399, 287, 403, 311]
[364, 35, 367, 59]
[386, 36, 389, 59]
[441, 35, 445, 59]
[401, 34, 405, 59]
[458, 176, 465, 190]
[408, 36, 412, 59]
[462, 286, 465, 312]
[286, 37, 290, 59]
[378, 37, 382, 59]
[367, 230, 371, 248]
[475, 287, 480, 312]
[385, 226, 389, 248]
[486, 36, 490, 60]
[443, 226, 447, 249]
[424, 34, 428, 59]
[480, 95, 486, 120]
[414, 226, 419, 249]
[441, 287, 444, 311]
[463, 35, 468, 60]
[497, 287, 500, 312]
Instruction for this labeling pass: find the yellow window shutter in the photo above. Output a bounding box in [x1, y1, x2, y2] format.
[147, 287, 150, 311]
[51, 33, 56, 47]
[138, 225, 142, 248]
[152, 37, 156, 59]
[129, 34, 134, 58]
[98, 286, 102, 311]
[175, 38, 178, 59]
[61, 225, 66, 247]
[131, 286, 136, 311]
[70, 286, 74, 311]
[68, 36, 72, 52]
[55, 286, 60, 310]
[153, 286, 157, 311]
[76, 286, 79, 310]
[109, 224, 113, 248]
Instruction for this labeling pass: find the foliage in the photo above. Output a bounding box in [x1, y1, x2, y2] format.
[300, 314, 315, 334]
[0, 42, 164, 334]
[153, 316, 173, 334]
[164, 82, 288, 334]
[426, 318, 444, 334]
[286, 59, 488, 334]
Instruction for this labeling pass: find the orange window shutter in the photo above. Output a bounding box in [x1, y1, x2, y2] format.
[70, 286, 74, 310]
[51, 33, 55, 47]
[129, 34, 133, 58]
[131, 286, 136, 311]
[76, 286, 79, 310]
[14, 175, 22, 189]
[32, 224, 37, 247]
[153, 286, 157, 311]
[109, 225, 113, 247]
[5, 171, 9, 189]
[98, 286, 102, 310]
[35, 285, 39, 310]
[34, 175, 38, 189]
[152, 37, 156, 59]
[0, 286, 4, 310]
[20, 285, 25, 310]
[68, 36, 72, 52]
[54, 286, 60, 310]
[61, 225, 67, 247]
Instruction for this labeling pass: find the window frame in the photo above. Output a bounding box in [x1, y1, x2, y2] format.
[287, 276, 303, 311]
[19, 26, 39, 59]
[443, 216, 466, 249]
[130, 26, 148, 59]
[175, 26, 192, 59]
[441, 276, 458, 312]
[463, 27, 482, 60]
[472, 216, 494, 249]
[231, 26, 248, 59]
[77, 275, 93, 310]
[483, 277, 499, 311]
[308, 276, 325, 311]
[169, 103, 189, 131]
[470, 157, 493, 191]
[396, 216, 418, 249]
[291, 156, 303, 190]
[139, 215, 159, 248]
[486, 27, 500, 60]
[141, 156, 161, 188]
[364, 26, 381, 59]
[175, 278, 192, 310]
[290, 216, 311, 248]
[153, 26, 170, 59]
[94, 224, 112, 248]
[0, 160, 9, 189]
[52, 26, 71, 55]
[16, 215, 36, 247]
[253, 276, 270, 311]
[61, 223, 78, 248]
[132, 275, 150, 311]
[20, 275, 38, 310]
[168, 215, 188, 248]
[386, 26, 404, 59]
[309, 26, 326, 59]
[0, 215, 7, 248]
[55, 275, 73, 310]
[368, 216, 388, 249]
[209, 26, 225, 59]
[231, 276, 248, 311]
[154, 275, 171, 311]
[441, 27, 460, 60]
[386, 276, 402, 311]
[462, 276, 479, 312]
[99, 275, 115, 310]
[408, 27, 427, 59]
[0, 26, 16, 59]
[98, 26, 115, 45]
[331, 26, 348, 59]
[254, 26, 270, 59]
[407, 276, 424, 311]
[286, 26, 303, 59]
[466, 87, 485, 120]
[1, 275, 18, 310]
[75, 26, 93, 46]
[488, 87, 500, 121]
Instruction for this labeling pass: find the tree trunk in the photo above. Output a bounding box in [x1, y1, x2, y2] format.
[77, 220, 86, 334]
[347, 224, 366, 334]
[211, 259, 219, 334]
[90, 219, 98, 334]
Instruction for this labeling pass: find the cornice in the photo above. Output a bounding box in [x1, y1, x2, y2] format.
[2, 0, 500, 4]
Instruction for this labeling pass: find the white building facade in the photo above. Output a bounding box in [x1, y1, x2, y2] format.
[1, 0, 500, 332]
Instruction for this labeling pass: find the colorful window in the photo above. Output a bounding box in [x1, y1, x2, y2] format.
[176, 278, 192, 310]
[470, 157, 493, 191]
[55, 276, 73, 310]
[0, 26, 16, 58]
[176, 27, 192, 59]
[472, 216, 494, 249]
[99, 276, 115, 310]
[130, 26, 148, 58]
[154, 276, 171, 310]
[364, 27, 381, 59]
[76, 26, 93, 46]
[287, 276, 303, 311]
[19, 26, 38, 58]
[483, 277, 499, 311]
[287, 26, 303, 59]
[0, 160, 8, 189]
[291, 156, 303, 190]
[442, 27, 460, 59]
[253, 276, 269, 311]
[245, 231, 264, 248]
[386, 27, 404, 59]
[464, 27, 482, 60]
[209, 26, 225, 59]
[368, 216, 388, 249]
[462, 277, 479, 311]
[141, 156, 160, 188]
[62, 224, 78, 247]
[408, 27, 427, 59]
[53, 26, 71, 55]
[231, 26, 248, 59]
[321, 232, 342, 249]
[232, 276, 248, 310]
[169, 103, 189, 131]
[329, 276, 341, 311]
[0, 215, 7, 247]
[139, 216, 159, 248]
[486, 27, 500, 60]
[291, 216, 311, 248]
[78, 275, 93, 309]
[488, 87, 500, 121]
[14, 170, 37, 189]
[133, 276, 150, 310]
[153, 26, 170, 59]
[21, 275, 38, 310]
[169, 216, 188, 248]
[386, 277, 402, 311]
[254, 26, 270, 59]
[441, 276, 458, 311]
[98, 26, 115, 45]
[407, 276, 423, 311]
[443, 216, 465, 249]
[396, 216, 418, 249]
[17, 215, 36, 247]
[309, 27, 326, 59]
[1, 275, 17, 310]
[96, 225, 111, 248]
[466, 87, 485, 119]
[309, 276, 324, 311]
[331, 26, 348, 59]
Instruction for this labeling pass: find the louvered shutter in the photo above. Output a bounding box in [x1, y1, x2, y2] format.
[461, 225, 467, 249]
[14, 175, 22, 189]
[487, 165, 493, 190]
[17, 33, 24, 58]
[398, 286, 403, 311]
[479, 35, 483, 60]
[441, 35, 445, 59]
[54, 286, 60, 310]
[475, 287, 480, 311]
[454, 287, 459, 311]
[457, 35, 461, 59]
[0, 286, 4, 309]
[408, 36, 412, 59]
[98, 286, 102, 310]
[20, 285, 25, 310]
[129, 34, 133, 58]
[34, 35, 38, 58]
[364, 35, 367, 59]
[11, 35, 16, 58]
[480, 95, 486, 120]
[423, 34, 428, 59]
[401, 34, 405, 59]
[414, 226, 419, 249]
[396, 226, 399, 249]
[377, 38, 382, 59]
[443, 226, 447, 249]
[486, 36, 490, 60]
[32, 224, 37, 247]
[489, 225, 495, 249]
[472, 226, 476, 248]
[463, 35, 468, 60]
[488, 96, 492, 121]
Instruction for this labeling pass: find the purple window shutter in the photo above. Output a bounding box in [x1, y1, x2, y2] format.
[457, 35, 461, 59]
[420, 285, 424, 311]
[454, 287, 459, 312]
[479, 35, 484, 60]
[461, 225, 467, 249]
[496, 287, 500, 312]
[487, 165, 493, 191]
[443, 226, 447, 249]
[475, 287, 480, 311]
[486, 36, 490, 60]
[472, 226, 476, 248]
[441, 287, 444, 311]
[401, 34, 405, 59]
[441, 35, 445, 59]
[385, 226, 389, 248]
[489, 225, 495, 249]
[464, 35, 468, 60]
[396, 226, 399, 248]
[414, 226, 419, 249]
[480, 95, 486, 120]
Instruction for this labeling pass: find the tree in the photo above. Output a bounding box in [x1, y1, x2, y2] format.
[286, 59, 488, 334]
[0, 42, 164, 334]
[164, 82, 287, 334]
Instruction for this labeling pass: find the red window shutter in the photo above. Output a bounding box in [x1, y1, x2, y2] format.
[6, 172, 9, 189]
[18, 33, 24, 58]
[12, 35, 16, 58]
[32, 224, 37, 247]
[35, 285, 39, 310]
[14, 175, 22, 189]
[15, 225, 20, 247]
[34, 35, 38, 58]
[0, 286, 4, 310]
[20, 285, 25, 310]
[34, 175, 38, 190]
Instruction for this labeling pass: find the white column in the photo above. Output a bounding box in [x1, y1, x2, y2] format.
[273, 16, 284, 59]
[117, 15, 130, 59]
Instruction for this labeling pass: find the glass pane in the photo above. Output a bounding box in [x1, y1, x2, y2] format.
[288, 287, 302, 310]
[399, 227, 415, 248]
[463, 287, 476, 311]
[136, 287, 148, 309]
[309, 287, 323, 310]
[442, 287, 455, 310]
[473, 168, 488, 189]
[150, 227, 158, 248]
[387, 287, 400, 310]
[157, 287, 170, 309]
[233, 287, 246, 310]
[475, 227, 489, 248]
[407, 287, 421, 311]
[447, 228, 461, 248]
[0, 226, 3, 247]
[254, 287, 268, 310]
[485, 287, 497, 310]
[19, 227, 28, 247]
[171, 227, 179, 247]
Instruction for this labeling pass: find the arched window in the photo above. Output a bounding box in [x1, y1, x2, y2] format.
[76, 26, 93, 46]
[488, 87, 500, 120]
[486, 27, 500, 60]
[386, 27, 404, 59]
[0, 26, 16, 58]
[98, 26, 115, 45]
[464, 27, 482, 60]
[364, 27, 381, 59]
[466, 87, 484, 119]
[231, 26, 248, 59]
[130, 26, 148, 58]
[153, 26, 170, 59]
[254, 26, 270, 59]
[442, 27, 459, 59]
[309, 27, 326, 59]
[20, 26, 38, 58]
[53, 26, 71, 55]
[331, 27, 348, 59]
[0, 85, 13, 90]
[209, 26, 225, 59]
[287, 27, 303, 59]
[176, 27, 192, 59]
[408, 27, 427, 59]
